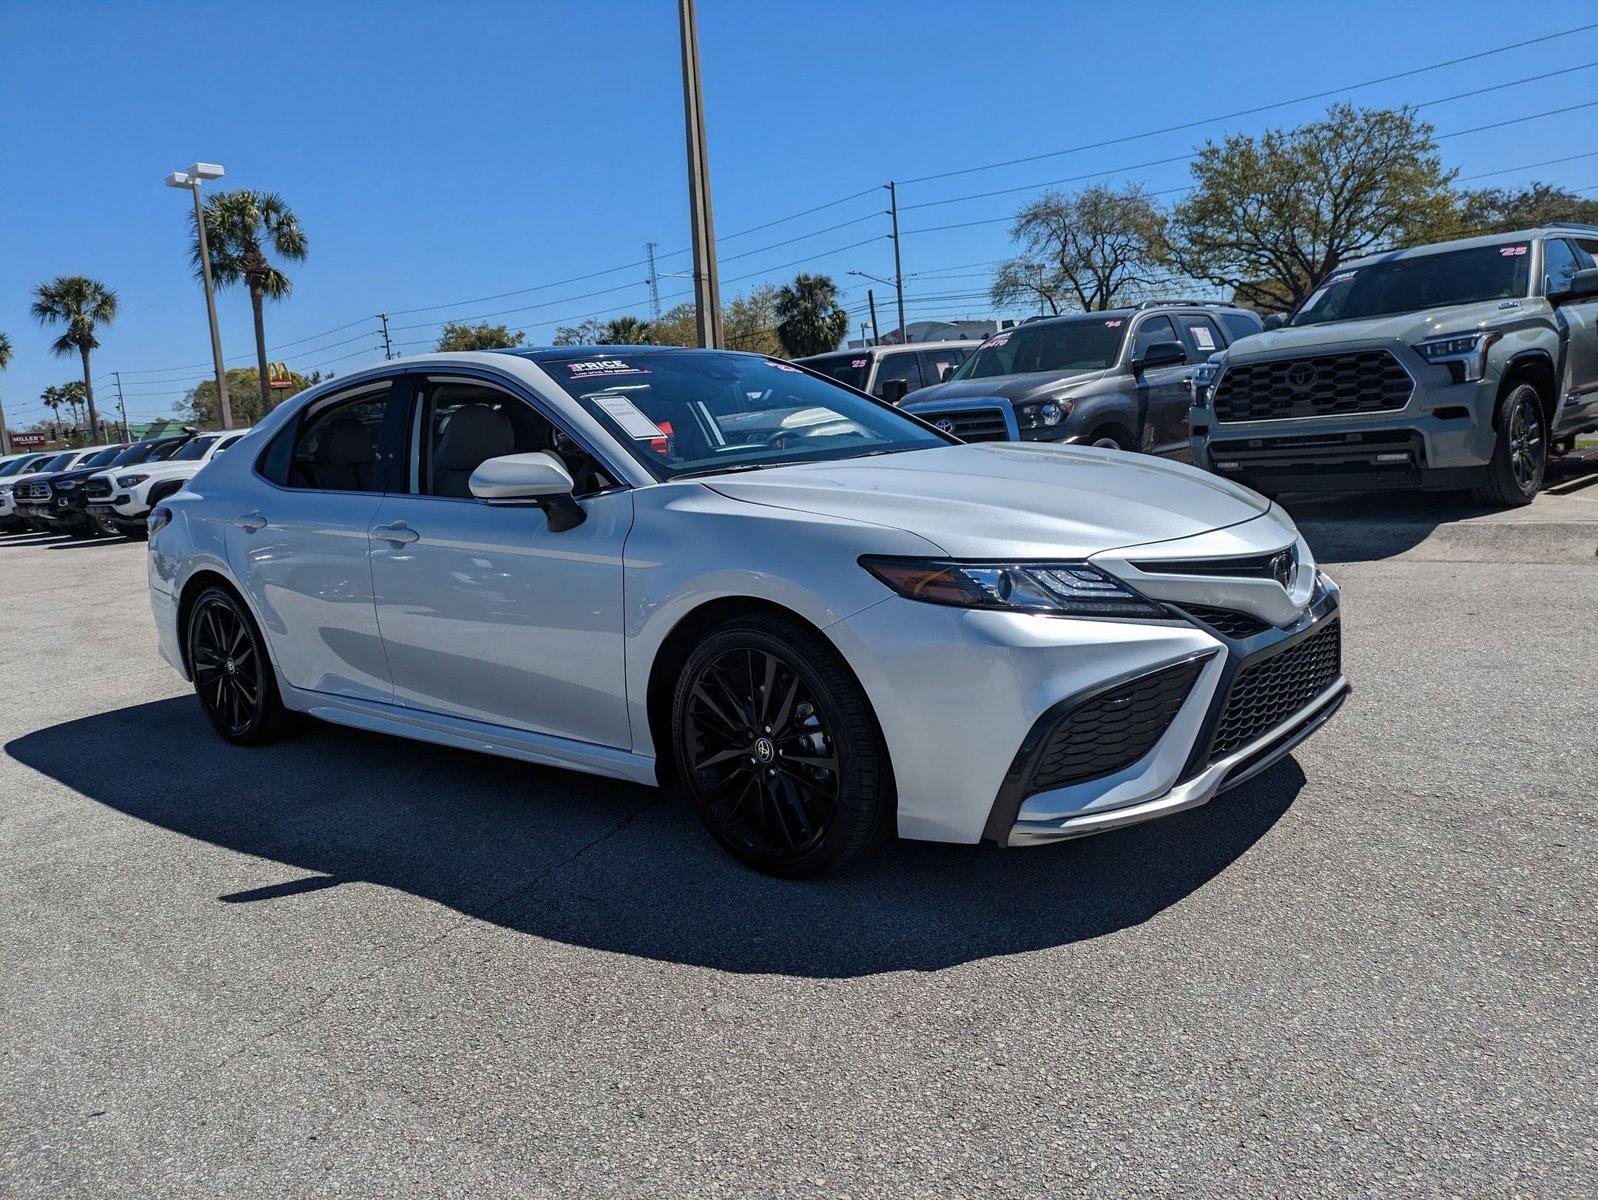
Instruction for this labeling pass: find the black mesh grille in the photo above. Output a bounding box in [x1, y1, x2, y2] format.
[1209, 619, 1341, 761]
[1213, 351, 1412, 422]
[1180, 605, 1271, 639]
[925, 406, 1010, 441]
[1029, 658, 1204, 794]
[84, 476, 112, 500]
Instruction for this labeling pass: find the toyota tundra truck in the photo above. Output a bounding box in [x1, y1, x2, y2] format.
[1190, 224, 1598, 506]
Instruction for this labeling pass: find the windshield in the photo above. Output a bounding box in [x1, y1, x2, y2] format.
[0, 455, 47, 478]
[148, 440, 183, 462]
[1292, 243, 1532, 326]
[35, 452, 77, 472]
[81, 446, 123, 469]
[951, 318, 1126, 380]
[799, 353, 872, 390]
[168, 436, 217, 462]
[109, 442, 157, 467]
[542, 350, 948, 480]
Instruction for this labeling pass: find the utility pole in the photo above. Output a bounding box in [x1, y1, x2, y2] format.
[867, 288, 881, 345]
[379, 313, 393, 360]
[886, 181, 909, 344]
[0, 392, 10, 456]
[678, 0, 722, 348]
[644, 241, 663, 320]
[113, 371, 130, 442]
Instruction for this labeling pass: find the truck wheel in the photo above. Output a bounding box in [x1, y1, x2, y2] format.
[1474, 382, 1546, 507]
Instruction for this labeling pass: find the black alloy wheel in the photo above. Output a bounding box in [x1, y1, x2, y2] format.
[186, 587, 290, 744]
[673, 614, 892, 876]
[1507, 391, 1544, 494]
[1476, 382, 1547, 507]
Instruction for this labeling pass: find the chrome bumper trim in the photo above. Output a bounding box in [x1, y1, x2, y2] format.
[1006, 676, 1350, 846]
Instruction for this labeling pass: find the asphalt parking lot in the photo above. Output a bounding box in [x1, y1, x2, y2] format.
[2, 464, 1595, 1197]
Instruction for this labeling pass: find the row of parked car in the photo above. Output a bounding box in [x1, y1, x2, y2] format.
[799, 221, 1598, 506]
[0, 426, 250, 538]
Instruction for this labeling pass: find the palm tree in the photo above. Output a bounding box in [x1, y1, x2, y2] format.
[0, 330, 12, 454]
[40, 385, 64, 440]
[193, 190, 308, 413]
[31, 275, 116, 442]
[600, 315, 654, 345]
[774, 274, 850, 358]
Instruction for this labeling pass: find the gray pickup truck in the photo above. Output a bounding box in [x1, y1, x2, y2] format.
[1190, 224, 1598, 505]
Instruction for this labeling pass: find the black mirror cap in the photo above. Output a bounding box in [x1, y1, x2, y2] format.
[940, 366, 954, 382]
[1132, 340, 1186, 371]
[879, 378, 911, 404]
[1262, 313, 1286, 331]
[1553, 266, 1598, 303]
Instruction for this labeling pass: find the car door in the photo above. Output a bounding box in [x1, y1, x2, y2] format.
[367, 369, 633, 748]
[226, 377, 399, 703]
[1129, 314, 1192, 455]
[1549, 237, 1598, 430]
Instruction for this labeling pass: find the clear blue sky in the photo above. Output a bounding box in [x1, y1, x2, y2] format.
[2, 1, 1595, 431]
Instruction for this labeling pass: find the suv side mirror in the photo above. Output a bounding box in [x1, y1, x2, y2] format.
[879, 378, 910, 404]
[469, 451, 586, 531]
[1552, 266, 1598, 303]
[1132, 340, 1186, 372]
[940, 365, 955, 382]
[1262, 313, 1286, 331]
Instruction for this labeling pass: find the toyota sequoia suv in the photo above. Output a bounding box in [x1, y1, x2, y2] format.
[902, 303, 1262, 455]
[1190, 224, 1598, 505]
[795, 341, 979, 403]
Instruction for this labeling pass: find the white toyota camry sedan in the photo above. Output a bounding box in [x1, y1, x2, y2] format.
[147, 346, 1349, 875]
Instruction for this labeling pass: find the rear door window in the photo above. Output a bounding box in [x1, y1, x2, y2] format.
[259, 381, 395, 491]
[1218, 311, 1263, 343]
[918, 349, 964, 385]
[1174, 314, 1224, 358]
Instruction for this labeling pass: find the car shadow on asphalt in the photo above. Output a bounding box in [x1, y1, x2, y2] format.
[6, 696, 1303, 978]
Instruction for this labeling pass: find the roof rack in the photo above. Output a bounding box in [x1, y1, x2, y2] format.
[1545, 221, 1598, 234]
[1134, 299, 1232, 310]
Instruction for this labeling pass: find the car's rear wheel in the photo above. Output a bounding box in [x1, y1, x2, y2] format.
[671, 613, 893, 877]
[1475, 382, 1546, 507]
[186, 587, 291, 745]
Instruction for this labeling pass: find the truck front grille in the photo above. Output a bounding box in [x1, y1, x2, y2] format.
[84, 477, 113, 500]
[927, 406, 1011, 442]
[1213, 350, 1412, 422]
[1208, 619, 1341, 761]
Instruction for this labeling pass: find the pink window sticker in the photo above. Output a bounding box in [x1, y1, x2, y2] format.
[566, 359, 651, 379]
[1326, 271, 1356, 285]
[767, 361, 801, 372]
[850, 358, 869, 368]
[980, 334, 1010, 349]
[1104, 319, 1123, 327]
[1499, 245, 1528, 256]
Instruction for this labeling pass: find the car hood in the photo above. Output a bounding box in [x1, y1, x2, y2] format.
[1230, 298, 1540, 358]
[702, 443, 1270, 558]
[906, 368, 1111, 407]
[116, 459, 205, 482]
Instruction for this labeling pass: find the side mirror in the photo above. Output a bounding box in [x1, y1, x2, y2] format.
[1131, 340, 1186, 372]
[879, 378, 910, 404]
[940, 365, 955, 382]
[1551, 266, 1598, 303]
[1262, 313, 1286, 331]
[469, 451, 585, 531]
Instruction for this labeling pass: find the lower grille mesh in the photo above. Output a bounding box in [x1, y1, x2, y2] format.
[1179, 604, 1272, 639]
[1209, 619, 1341, 761]
[1029, 658, 1204, 794]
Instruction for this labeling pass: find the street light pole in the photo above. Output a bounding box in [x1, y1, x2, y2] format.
[678, 0, 722, 349]
[167, 163, 232, 430]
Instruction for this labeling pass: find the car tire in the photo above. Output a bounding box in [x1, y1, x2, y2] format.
[1474, 382, 1547, 507]
[185, 586, 292, 745]
[1089, 429, 1129, 451]
[671, 612, 894, 877]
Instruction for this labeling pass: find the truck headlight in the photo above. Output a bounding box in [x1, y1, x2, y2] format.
[1191, 357, 1223, 404]
[1412, 331, 1500, 383]
[860, 557, 1167, 619]
[116, 473, 149, 488]
[1016, 398, 1069, 429]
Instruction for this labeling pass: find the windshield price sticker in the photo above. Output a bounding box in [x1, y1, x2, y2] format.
[1326, 271, 1357, 285]
[980, 334, 1010, 349]
[566, 359, 651, 380]
[1104, 319, 1123, 327]
[1500, 244, 1528, 256]
[768, 361, 801, 372]
[591, 393, 669, 440]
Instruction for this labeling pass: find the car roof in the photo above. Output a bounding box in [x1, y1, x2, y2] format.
[794, 340, 980, 362]
[1342, 224, 1598, 268]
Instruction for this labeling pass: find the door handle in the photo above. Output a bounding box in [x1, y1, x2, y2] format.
[1179, 376, 1193, 388]
[375, 521, 420, 546]
[234, 512, 267, 531]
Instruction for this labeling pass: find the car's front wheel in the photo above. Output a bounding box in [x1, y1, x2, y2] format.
[186, 586, 291, 745]
[671, 613, 893, 876]
[1475, 382, 1547, 507]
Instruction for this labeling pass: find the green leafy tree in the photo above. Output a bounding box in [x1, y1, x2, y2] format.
[648, 304, 697, 348]
[724, 285, 784, 356]
[193, 190, 308, 414]
[1458, 182, 1598, 235]
[599, 315, 654, 344]
[436, 321, 525, 352]
[31, 274, 117, 441]
[39, 385, 65, 439]
[775, 274, 849, 357]
[551, 317, 608, 346]
[991, 184, 1170, 314]
[181, 366, 315, 428]
[1169, 105, 1460, 312]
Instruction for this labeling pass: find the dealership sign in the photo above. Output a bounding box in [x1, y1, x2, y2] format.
[10, 432, 47, 447]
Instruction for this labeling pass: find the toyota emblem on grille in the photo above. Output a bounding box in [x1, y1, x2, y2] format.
[1285, 362, 1317, 390]
[934, 418, 957, 434]
[1270, 547, 1297, 590]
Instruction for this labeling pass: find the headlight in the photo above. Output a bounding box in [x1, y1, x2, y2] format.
[1412, 330, 1500, 382]
[0, 484, 12, 496]
[117, 473, 149, 488]
[1191, 357, 1224, 403]
[859, 557, 1167, 619]
[1016, 397, 1069, 429]
[56, 479, 77, 489]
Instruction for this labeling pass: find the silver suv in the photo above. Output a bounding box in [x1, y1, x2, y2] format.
[900, 303, 1262, 454]
[1190, 224, 1598, 505]
[795, 340, 980, 403]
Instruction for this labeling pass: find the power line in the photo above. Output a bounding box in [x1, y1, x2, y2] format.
[900, 22, 1598, 185]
